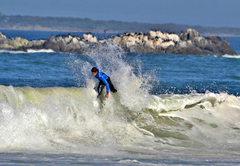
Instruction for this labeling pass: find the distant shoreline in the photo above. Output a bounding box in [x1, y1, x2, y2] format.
[0, 27, 120, 34]
[1, 28, 240, 37]
[1, 14, 240, 36]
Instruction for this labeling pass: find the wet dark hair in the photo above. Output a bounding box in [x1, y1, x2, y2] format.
[91, 67, 98, 72]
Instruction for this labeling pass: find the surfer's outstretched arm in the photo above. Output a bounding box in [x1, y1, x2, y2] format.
[100, 78, 110, 98]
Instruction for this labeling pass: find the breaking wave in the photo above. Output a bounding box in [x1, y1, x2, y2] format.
[0, 49, 54, 54]
[0, 41, 240, 154]
[0, 85, 240, 152]
[223, 54, 240, 58]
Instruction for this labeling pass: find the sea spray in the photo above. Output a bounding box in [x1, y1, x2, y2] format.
[1, 84, 240, 152]
[0, 41, 240, 155]
[0, 41, 158, 152]
[68, 41, 152, 112]
[0, 85, 146, 151]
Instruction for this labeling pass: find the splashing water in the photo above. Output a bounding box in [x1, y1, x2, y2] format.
[0, 41, 155, 153]
[69, 41, 152, 112]
[0, 41, 240, 162]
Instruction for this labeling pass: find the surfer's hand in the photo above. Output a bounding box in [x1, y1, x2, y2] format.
[105, 93, 109, 98]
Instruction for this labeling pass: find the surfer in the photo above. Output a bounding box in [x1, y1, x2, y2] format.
[91, 66, 117, 98]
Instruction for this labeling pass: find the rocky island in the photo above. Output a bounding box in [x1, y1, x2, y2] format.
[0, 29, 237, 56]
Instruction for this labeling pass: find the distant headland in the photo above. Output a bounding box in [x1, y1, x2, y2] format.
[0, 13, 240, 36]
[0, 29, 237, 56]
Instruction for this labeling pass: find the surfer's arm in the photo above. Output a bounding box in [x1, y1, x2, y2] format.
[102, 78, 110, 94]
[98, 76, 110, 94]
[100, 78, 109, 98]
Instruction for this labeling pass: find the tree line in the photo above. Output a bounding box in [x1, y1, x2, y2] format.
[0, 14, 240, 36]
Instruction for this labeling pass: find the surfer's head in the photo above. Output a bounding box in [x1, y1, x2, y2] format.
[91, 67, 98, 77]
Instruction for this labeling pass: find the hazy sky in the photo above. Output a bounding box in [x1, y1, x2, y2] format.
[0, 0, 239, 28]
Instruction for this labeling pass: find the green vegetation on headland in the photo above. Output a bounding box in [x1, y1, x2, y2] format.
[0, 13, 240, 36]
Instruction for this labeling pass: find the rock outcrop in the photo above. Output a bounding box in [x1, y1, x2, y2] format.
[0, 29, 237, 56]
[106, 29, 237, 56]
[0, 33, 28, 49]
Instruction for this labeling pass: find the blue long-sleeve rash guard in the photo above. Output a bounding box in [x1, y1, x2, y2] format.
[94, 66, 110, 94]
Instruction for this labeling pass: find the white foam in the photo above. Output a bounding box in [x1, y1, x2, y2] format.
[148, 92, 240, 147]
[1, 41, 240, 154]
[222, 54, 240, 58]
[0, 84, 240, 154]
[118, 159, 139, 164]
[132, 123, 154, 137]
[0, 85, 147, 152]
[27, 49, 55, 53]
[0, 49, 55, 54]
[0, 50, 26, 54]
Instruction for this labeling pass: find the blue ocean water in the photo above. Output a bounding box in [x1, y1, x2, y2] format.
[0, 30, 240, 165]
[0, 30, 239, 96]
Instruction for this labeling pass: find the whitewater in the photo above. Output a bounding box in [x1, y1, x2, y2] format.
[0, 30, 240, 165]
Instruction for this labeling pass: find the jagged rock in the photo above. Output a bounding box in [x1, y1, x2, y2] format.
[168, 34, 180, 43]
[43, 36, 60, 52]
[179, 29, 200, 41]
[70, 37, 78, 44]
[161, 41, 175, 49]
[64, 35, 73, 44]
[27, 40, 45, 47]
[0, 29, 237, 56]
[0, 36, 28, 49]
[111, 29, 236, 56]
[0, 33, 6, 39]
[178, 40, 193, 48]
[82, 33, 97, 43]
[12, 37, 28, 48]
[27, 40, 45, 49]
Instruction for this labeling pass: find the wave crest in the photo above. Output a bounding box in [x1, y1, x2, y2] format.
[0, 85, 240, 152]
[0, 49, 54, 54]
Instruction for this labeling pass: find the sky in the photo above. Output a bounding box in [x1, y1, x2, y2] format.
[0, 0, 239, 28]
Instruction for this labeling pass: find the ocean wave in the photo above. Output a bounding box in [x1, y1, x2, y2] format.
[26, 49, 55, 53]
[222, 54, 240, 58]
[0, 50, 26, 54]
[0, 40, 239, 154]
[0, 49, 55, 54]
[0, 85, 240, 152]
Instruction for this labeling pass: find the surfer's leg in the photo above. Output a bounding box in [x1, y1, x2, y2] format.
[97, 80, 105, 98]
[98, 80, 104, 93]
[107, 77, 117, 93]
